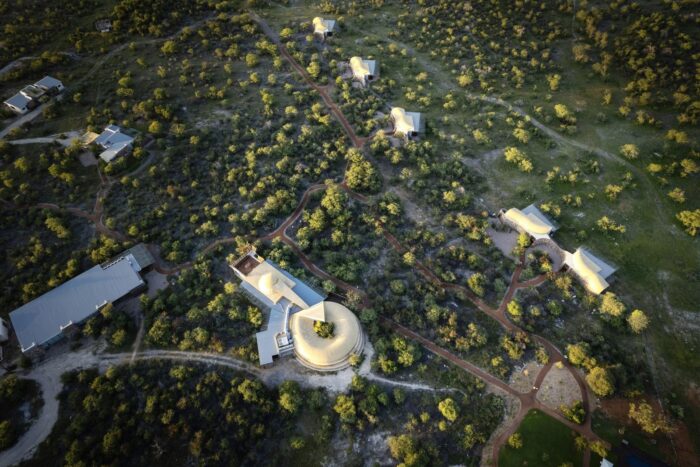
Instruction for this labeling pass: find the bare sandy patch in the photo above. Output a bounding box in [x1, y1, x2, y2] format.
[78, 152, 98, 166]
[509, 360, 543, 393]
[144, 270, 169, 298]
[389, 186, 432, 225]
[487, 224, 518, 259]
[536, 364, 581, 410]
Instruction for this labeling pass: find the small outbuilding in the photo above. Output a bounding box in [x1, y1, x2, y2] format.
[349, 56, 377, 86]
[312, 17, 335, 39]
[95, 19, 112, 33]
[390, 107, 424, 139]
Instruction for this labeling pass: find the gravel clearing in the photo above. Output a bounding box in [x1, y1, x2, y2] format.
[508, 360, 544, 394]
[536, 363, 582, 410]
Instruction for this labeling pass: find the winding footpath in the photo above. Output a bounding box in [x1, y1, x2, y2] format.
[249, 12, 365, 149]
[246, 15, 602, 466]
[0, 16, 215, 140]
[0, 344, 440, 467]
[0, 12, 622, 467]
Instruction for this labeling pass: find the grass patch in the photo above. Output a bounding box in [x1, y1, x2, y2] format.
[499, 409, 582, 467]
[591, 410, 664, 463]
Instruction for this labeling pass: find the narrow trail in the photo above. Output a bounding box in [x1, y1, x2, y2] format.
[0, 16, 215, 141]
[249, 12, 363, 149]
[394, 34, 674, 237]
[239, 16, 604, 465]
[1, 13, 612, 467]
[0, 52, 79, 78]
[2, 344, 444, 467]
[130, 316, 145, 363]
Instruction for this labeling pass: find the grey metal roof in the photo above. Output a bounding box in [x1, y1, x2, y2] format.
[94, 125, 134, 148]
[270, 261, 325, 307]
[405, 111, 424, 133]
[365, 60, 377, 76]
[99, 141, 132, 162]
[578, 247, 616, 279]
[34, 76, 63, 90]
[4, 93, 32, 111]
[9, 255, 144, 352]
[123, 243, 155, 271]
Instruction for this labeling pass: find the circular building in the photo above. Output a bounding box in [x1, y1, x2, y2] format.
[289, 301, 364, 371]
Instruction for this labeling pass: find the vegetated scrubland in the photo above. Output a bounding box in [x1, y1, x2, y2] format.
[0, 0, 697, 464]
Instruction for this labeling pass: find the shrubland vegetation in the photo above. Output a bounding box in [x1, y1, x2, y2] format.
[0, 0, 698, 464]
[0, 376, 42, 452]
[143, 257, 261, 357]
[23, 360, 503, 466]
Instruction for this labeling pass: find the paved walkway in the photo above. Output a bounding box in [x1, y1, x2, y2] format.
[0, 105, 49, 139]
[249, 12, 364, 149]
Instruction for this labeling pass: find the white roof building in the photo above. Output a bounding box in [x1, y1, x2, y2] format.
[3, 76, 64, 114]
[232, 250, 363, 370]
[34, 76, 65, 93]
[563, 247, 616, 295]
[312, 17, 336, 37]
[501, 205, 557, 240]
[93, 125, 135, 163]
[349, 57, 377, 86]
[4, 93, 34, 114]
[290, 301, 364, 370]
[391, 107, 424, 138]
[9, 253, 147, 352]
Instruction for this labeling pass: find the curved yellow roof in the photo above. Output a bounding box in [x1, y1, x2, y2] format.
[350, 56, 370, 77]
[290, 301, 363, 370]
[504, 208, 553, 236]
[313, 17, 328, 34]
[571, 249, 608, 294]
[391, 107, 416, 134]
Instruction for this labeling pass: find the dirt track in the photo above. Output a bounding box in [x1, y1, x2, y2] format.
[245, 15, 602, 466]
[0, 12, 609, 466]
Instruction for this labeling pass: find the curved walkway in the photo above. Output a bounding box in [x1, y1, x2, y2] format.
[1, 13, 614, 467]
[249, 12, 363, 149]
[0, 344, 441, 467]
[239, 17, 603, 464]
